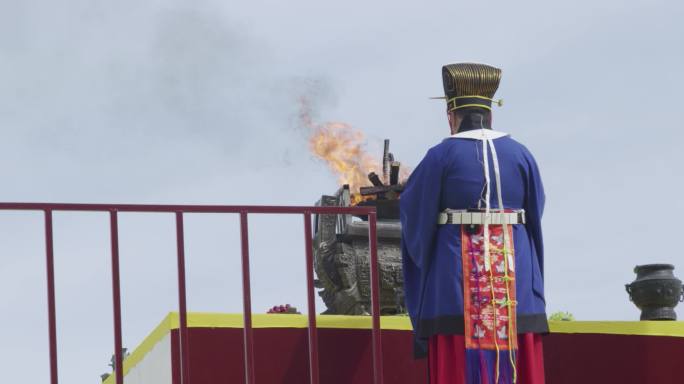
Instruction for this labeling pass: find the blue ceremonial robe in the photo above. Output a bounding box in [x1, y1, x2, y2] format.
[400, 129, 547, 358]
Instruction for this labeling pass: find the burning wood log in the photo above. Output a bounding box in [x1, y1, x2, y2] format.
[359, 184, 404, 196]
[345, 138, 407, 204]
[382, 139, 390, 184]
[368, 172, 384, 187]
[390, 162, 400, 186]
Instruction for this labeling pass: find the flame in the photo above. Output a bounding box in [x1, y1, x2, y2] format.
[300, 98, 378, 195]
[350, 190, 372, 205]
[299, 96, 412, 205]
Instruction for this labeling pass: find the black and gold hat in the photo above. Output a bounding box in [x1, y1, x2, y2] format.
[439, 63, 503, 112]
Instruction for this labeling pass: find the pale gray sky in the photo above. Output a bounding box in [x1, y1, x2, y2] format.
[1, 0, 683, 382]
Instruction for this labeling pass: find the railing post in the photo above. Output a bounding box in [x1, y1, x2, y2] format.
[44, 210, 59, 384]
[175, 212, 190, 384]
[240, 212, 256, 384]
[303, 213, 320, 384]
[109, 211, 124, 384]
[368, 211, 384, 384]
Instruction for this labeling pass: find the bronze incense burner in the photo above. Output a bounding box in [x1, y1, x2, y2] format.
[626, 264, 683, 320]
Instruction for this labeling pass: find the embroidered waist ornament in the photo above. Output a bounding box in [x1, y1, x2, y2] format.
[462, 212, 518, 383]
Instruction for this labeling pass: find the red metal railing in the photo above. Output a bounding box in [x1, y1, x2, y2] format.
[0, 202, 383, 384]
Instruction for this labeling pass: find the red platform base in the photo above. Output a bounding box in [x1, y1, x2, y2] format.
[167, 328, 683, 384]
[104, 314, 684, 384]
[170, 328, 427, 384]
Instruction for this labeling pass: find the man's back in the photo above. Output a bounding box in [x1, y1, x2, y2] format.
[422, 135, 539, 212]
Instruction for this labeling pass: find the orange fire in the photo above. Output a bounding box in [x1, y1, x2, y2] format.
[300, 98, 379, 196]
[299, 96, 412, 205]
[309, 123, 378, 192]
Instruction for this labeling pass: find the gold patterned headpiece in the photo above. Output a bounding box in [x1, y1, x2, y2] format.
[437, 63, 503, 112]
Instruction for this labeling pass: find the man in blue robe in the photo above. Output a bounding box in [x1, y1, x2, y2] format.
[400, 63, 547, 383]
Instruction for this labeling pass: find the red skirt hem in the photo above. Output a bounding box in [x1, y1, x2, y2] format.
[428, 333, 545, 384]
